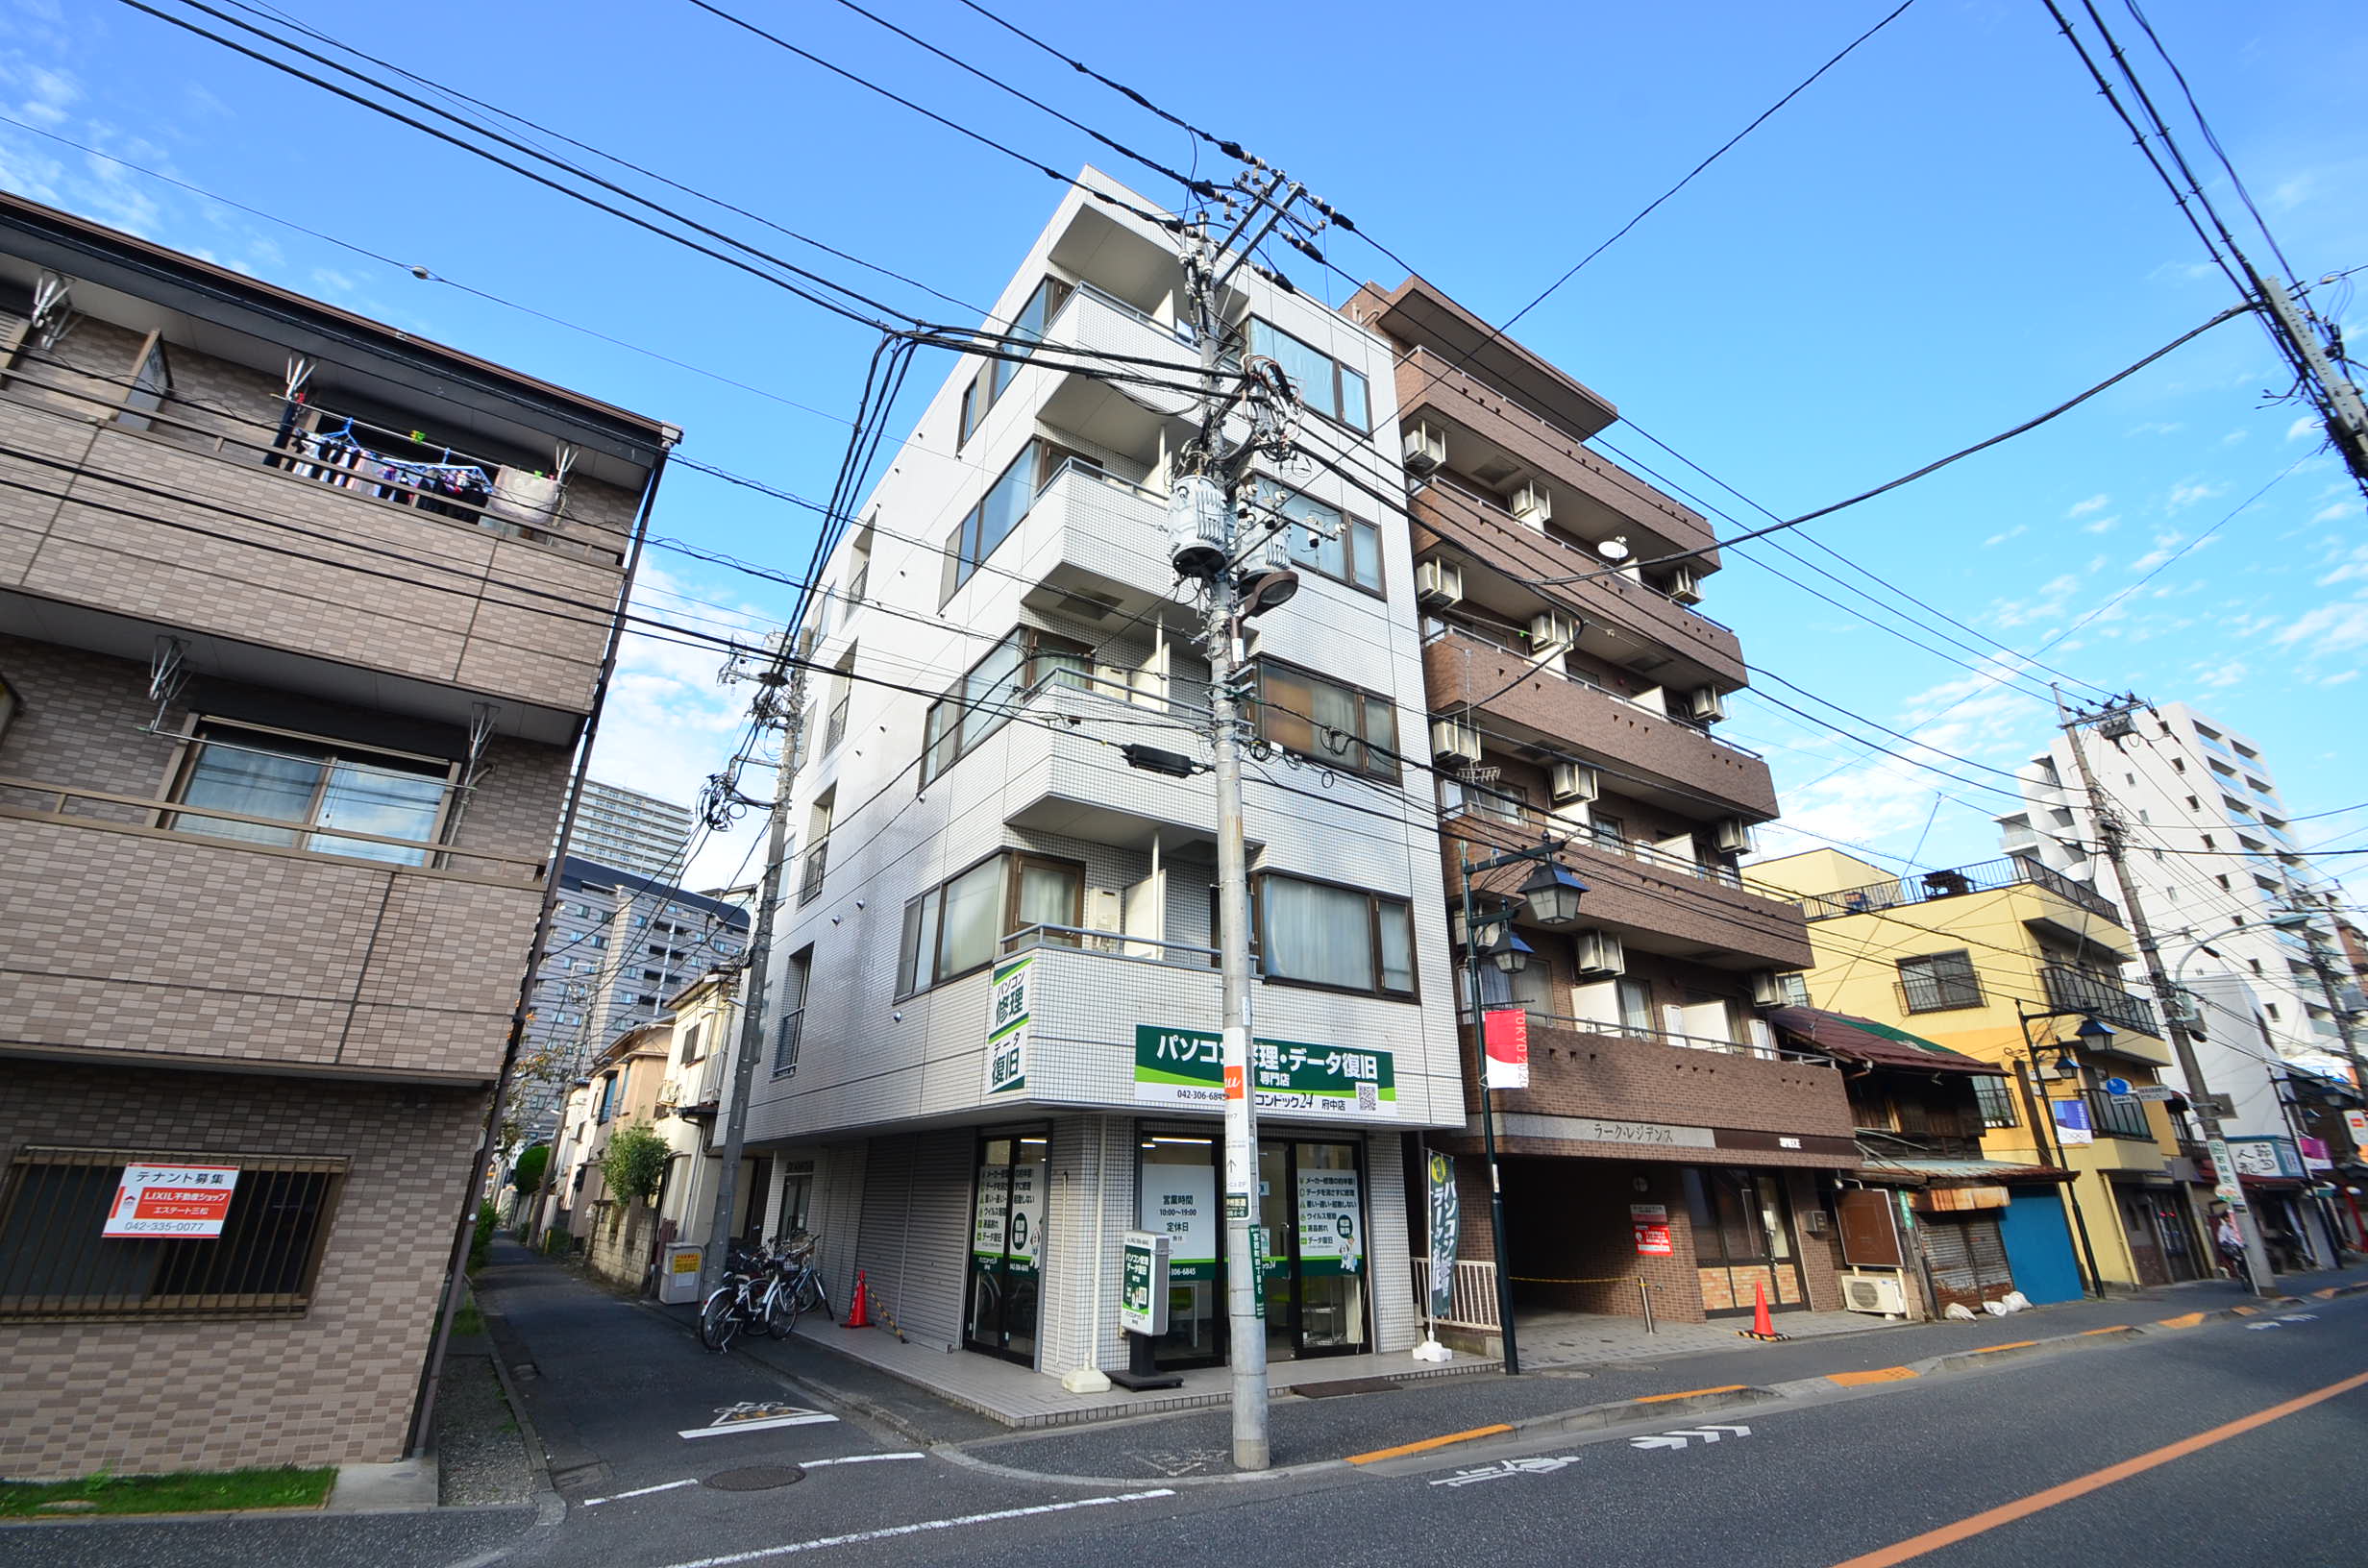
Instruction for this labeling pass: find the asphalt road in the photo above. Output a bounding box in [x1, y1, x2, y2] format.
[8, 1263, 2362, 1568]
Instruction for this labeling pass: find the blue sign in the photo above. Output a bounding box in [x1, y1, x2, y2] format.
[2102, 1076, 2134, 1098]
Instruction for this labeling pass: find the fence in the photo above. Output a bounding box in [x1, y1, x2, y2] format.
[1410, 1256, 1501, 1331]
[1799, 854, 2118, 924]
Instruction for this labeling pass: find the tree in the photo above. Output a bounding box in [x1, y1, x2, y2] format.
[598, 1121, 668, 1206]
[510, 1143, 551, 1196]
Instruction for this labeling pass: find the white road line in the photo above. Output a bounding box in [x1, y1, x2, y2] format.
[655, 1488, 1179, 1568]
[585, 1479, 700, 1507]
[680, 1413, 841, 1438]
[799, 1452, 925, 1467]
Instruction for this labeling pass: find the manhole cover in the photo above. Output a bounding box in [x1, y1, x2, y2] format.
[704, 1465, 805, 1491]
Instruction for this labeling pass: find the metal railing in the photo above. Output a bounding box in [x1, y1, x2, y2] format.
[1050, 278, 1194, 345]
[1421, 475, 1735, 633]
[2039, 964, 2160, 1037]
[2085, 1089, 2155, 1140]
[1487, 1009, 1830, 1065]
[1410, 1257, 1502, 1331]
[999, 922, 1217, 968]
[1422, 622, 1764, 762]
[1895, 973, 1986, 1015]
[1799, 854, 2118, 924]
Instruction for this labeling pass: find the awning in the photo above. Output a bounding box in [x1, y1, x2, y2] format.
[1768, 1007, 2001, 1075]
[1856, 1155, 2075, 1187]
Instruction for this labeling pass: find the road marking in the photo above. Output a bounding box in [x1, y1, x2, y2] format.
[2313, 1286, 2340, 1299]
[2246, 1322, 2286, 1332]
[1345, 1425, 1514, 1465]
[2079, 1326, 2134, 1336]
[1968, 1340, 2037, 1354]
[2232, 1305, 2260, 1316]
[1428, 1455, 1580, 1487]
[654, 1489, 1178, 1568]
[2279, 1312, 2319, 1322]
[585, 1479, 699, 1507]
[681, 1402, 840, 1439]
[2155, 1311, 2206, 1329]
[1823, 1367, 2368, 1568]
[1634, 1384, 1748, 1403]
[1631, 1424, 1752, 1451]
[800, 1453, 925, 1468]
[1828, 1368, 1918, 1386]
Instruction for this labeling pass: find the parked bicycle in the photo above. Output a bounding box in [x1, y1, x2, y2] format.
[698, 1241, 771, 1352]
[698, 1235, 835, 1352]
[761, 1232, 833, 1337]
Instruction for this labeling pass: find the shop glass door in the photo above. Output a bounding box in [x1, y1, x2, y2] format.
[1137, 1133, 1223, 1370]
[1686, 1168, 1805, 1316]
[1291, 1141, 1369, 1355]
[966, 1132, 1048, 1364]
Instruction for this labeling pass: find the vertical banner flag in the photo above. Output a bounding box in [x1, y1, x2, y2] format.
[2051, 1098, 2094, 1147]
[1482, 1008, 1530, 1090]
[1426, 1152, 1459, 1319]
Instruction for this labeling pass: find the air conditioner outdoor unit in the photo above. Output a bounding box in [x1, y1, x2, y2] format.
[1688, 686, 1727, 723]
[1666, 566, 1703, 605]
[1841, 1271, 1909, 1317]
[1431, 718, 1483, 766]
[1528, 609, 1580, 651]
[1510, 481, 1552, 526]
[1573, 930, 1625, 976]
[1714, 818, 1754, 854]
[1750, 970, 1787, 1008]
[1403, 422, 1445, 477]
[1415, 557, 1464, 609]
[1550, 761, 1600, 804]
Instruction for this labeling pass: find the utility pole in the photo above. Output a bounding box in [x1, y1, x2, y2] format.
[2277, 904, 2368, 1169]
[1167, 167, 1312, 1473]
[2257, 275, 2368, 490]
[700, 629, 811, 1298]
[2055, 688, 2274, 1295]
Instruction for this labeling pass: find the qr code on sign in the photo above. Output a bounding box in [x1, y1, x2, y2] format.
[1356, 1083, 1378, 1113]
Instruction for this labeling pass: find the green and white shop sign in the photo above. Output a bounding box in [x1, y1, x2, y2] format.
[1296, 1166, 1366, 1279]
[1133, 1025, 1396, 1119]
[984, 954, 1032, 1096]
[971, 1156, 1044, 1277]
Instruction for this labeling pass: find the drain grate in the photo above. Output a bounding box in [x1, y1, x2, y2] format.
[703, 1465, 805, 1491]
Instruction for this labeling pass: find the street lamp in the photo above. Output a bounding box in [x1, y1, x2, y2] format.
[2012, 1001, 2107, 1298]
[1455, 834, 1586, 1376]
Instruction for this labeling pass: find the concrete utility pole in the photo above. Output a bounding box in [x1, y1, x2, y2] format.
[2055, 689, 2275, 1295]
[2257, 275, 2368, 490]
[700, 629, 811, 1298]
[2277, 905, 2368, 1162]
[1168, 168, 1312, 1473]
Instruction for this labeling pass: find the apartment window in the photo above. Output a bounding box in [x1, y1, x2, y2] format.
[1897, 950, 1983, 1013]
[1246, 318, 1369, 431]
[2172, 758, 2185, 772]
[1616, 978, 1654, 1035]
[0, 668, 15, 744]
[1591, 813, 1627, 848]
[774, 948, 811, 1074]
[897, 852, 1085, 996]
[1250, 662, 1399, 780]
[824, 651, 854, 754]
[1972, 1075, 2019, 1129]
[0, 1147, 346, 1320]
[920, 627, 1091, 786]
[595, 1072, 619, 1123]
[1442, 774, 1528, 825]
[1259, 485, 1382, 595]
[679, 1022, 705, 1065]
[942, 438, 1101, 600]
[167, 721, 453, 866]
[798, 792, 834, 908]
[2264, 1003, 2281, 1022]
[1253, 872, 1415, 998]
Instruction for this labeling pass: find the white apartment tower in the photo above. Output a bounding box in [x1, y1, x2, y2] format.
[1998, 701, 2349, 1063]
[738, 172, 1460, 1389]
[560, 776, 696, 881]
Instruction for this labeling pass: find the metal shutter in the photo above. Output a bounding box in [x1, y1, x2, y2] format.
[1922, 1214, 2013, 1314]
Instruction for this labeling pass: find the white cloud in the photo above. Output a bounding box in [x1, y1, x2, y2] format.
[2287, 416, 2320, 442]
[1983, 524, 2028, 549]
[2080, 514, 2120, 535]
[2319, 670, 2361, 688]
[2272, 596, 2368, 654]
[2128, 530, 2185, 573]
[2127, 422, 2185, 438]
[2193, 661, 2247, 690]
[1986, 573, 2083, 628]
[2312, 502, 2357, 525]
[2219, 429, 2248, 446]
[2165, 479, 2228, 512]
[2066, 494, 2110, 518]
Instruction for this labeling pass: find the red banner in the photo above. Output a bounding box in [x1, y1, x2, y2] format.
[1483, 1008, 1529, 1090]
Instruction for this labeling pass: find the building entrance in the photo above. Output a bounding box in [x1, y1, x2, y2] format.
[1686, 1168, 1806, 1315]
[965, 1131, 1048, 1365]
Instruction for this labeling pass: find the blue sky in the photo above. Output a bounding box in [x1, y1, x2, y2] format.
[6, 0, 2362, 893]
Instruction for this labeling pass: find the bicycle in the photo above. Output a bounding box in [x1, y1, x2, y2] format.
[699, 1242, 771, 1352]
[760, 1233, 833, 1338]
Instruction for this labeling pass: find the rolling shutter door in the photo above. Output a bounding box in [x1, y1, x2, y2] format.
[1922, 1214, 2013, 1314]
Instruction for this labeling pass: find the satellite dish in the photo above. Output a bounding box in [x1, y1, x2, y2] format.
[1595, 536, 1632, 562]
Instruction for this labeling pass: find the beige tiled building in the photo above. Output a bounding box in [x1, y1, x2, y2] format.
[0, 193, 675, 1478]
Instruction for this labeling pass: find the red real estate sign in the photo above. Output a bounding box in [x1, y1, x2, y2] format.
[103, 1164, 240, 1238]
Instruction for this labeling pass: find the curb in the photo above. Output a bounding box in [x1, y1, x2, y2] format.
[474, 1283, 568, 1531]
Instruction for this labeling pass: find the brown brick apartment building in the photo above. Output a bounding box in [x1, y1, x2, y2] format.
[0, 194, 674, 1478]
[1344, 278, 1857, 1330]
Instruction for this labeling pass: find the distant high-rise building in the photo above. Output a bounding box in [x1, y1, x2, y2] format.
[560, 777, 694, 880]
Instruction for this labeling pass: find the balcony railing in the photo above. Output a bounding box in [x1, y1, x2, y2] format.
[2085, 1089, 2155, 1140]
[1422, 622, 1764, 762]
[999, 922, 1216, 968]
[1799, 854, 2118, 924]
[1482, 1008, 1832, 1066]
[2040, 964, 2160, 1038]
[1444, 794, 1752, 896]
[1422, 475, 1734, 633]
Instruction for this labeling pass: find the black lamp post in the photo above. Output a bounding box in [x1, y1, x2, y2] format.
[1456, 834, 1586, 1376]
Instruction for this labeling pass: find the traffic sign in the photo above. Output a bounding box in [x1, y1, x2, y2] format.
[2102, 1076, 2134, 1098]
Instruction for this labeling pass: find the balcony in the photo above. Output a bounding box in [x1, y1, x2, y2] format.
[0, 782, 542, 1082]
[993, 458, 1184, 624]
[1451, 810, 1813, 970]
[0, 368, 627, 730]
[1394, 347, 1717, 563]
[1034, 282, 1197, 461]
[2040, 964, 2161, 1039]
[1411, 479, 1744, 688]
[1800, 854, 2119, 925]
[2084, 1089, 2157, 1141]
[1422, 625, 1776, 817]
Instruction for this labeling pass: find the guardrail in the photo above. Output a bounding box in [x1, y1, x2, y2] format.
[1410, 1257, 1501, 1331]
[1799, 854, 2118, 924]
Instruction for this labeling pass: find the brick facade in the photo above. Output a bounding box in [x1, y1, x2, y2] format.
[0, 1063, 485, 1481]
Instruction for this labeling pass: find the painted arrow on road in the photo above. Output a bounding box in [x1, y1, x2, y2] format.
[2245, 1322, 2287, 1332]
[1631, 1425, 1752, 1450]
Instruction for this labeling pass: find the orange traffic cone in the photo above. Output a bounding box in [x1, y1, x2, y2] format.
[842, 1268, 870, 1329]
[1739, 1278, 1788, 1341]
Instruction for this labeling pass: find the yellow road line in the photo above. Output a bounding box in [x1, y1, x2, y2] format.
[1969, 1340, 2038, 1354]
[1827, 1367, 1919, 1386]
[1634, 1384, 1748, 1403]
[2081, 1325, 2134, 1335]
[1345, 1424, 1515, 1465]
[1825, 1368, 2368, 1568]
[2232, 1306, 2260, 1316]
[2156, 1311, 2206, 1329]
[2313, 1287, 2340, 1299]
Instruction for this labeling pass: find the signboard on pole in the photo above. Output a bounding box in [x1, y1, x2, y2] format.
[2227, 1137, 2305, 1180]
[2206, 1137, 2245, 1207]
[1482, 1008, 1530, 1090]
[1425, 1152, 1458, 1319]
[2131, 1085, 2179, 1103]
[984, 954, 1032, 1095]
[1119, 1231, 1171, 1336]
[2346, 1109, 2368, 1142]
[102, 1164, 239, 1238]
[2299, 1136, 2333, 1171]
[2051, 1099, 2094, 1147]
[1135, 1025, 1396, 1119]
